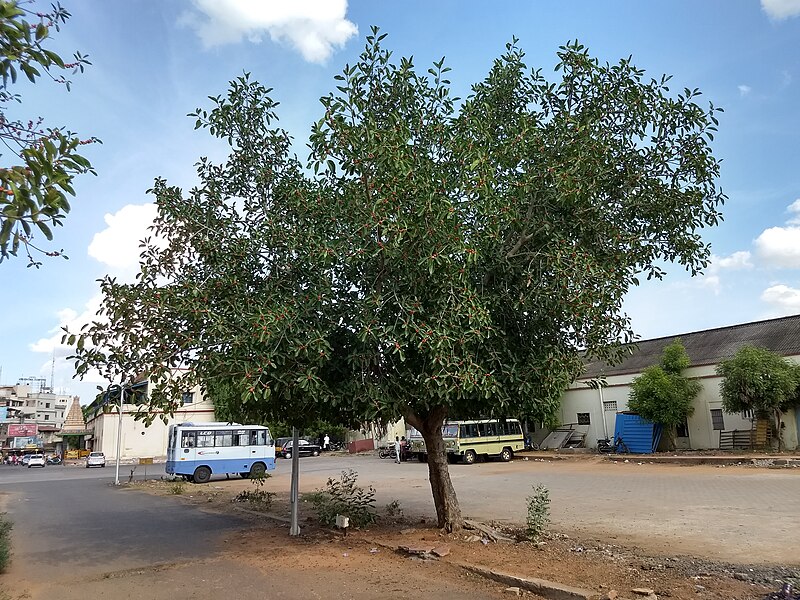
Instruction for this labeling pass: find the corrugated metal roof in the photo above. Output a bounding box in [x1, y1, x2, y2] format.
[582, 314, 800, 379]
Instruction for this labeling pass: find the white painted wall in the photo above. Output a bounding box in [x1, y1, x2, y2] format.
[563, 361, 799, 451]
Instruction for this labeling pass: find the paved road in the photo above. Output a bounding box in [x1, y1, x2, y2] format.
[0, 464, 508, 600]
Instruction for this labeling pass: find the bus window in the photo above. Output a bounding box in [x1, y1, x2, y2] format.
[236, 431, 250, 447]
[215, 431, 234, 447]
[257, 430, 268, 445]
[485, 422, 497, 436]
[196, 431, 214, 447]
[181, 431, 196, 448]
[442, 424, 458, 438]
[460, 424, 478, 438]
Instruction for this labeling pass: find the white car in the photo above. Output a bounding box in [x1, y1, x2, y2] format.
[27, 454, 46, 468]
[86, 452, 106, 468]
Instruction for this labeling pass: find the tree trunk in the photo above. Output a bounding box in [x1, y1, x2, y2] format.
[406, 407, 463, 532]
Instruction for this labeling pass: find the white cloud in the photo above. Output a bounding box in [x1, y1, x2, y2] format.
[755, 225, 800, 268]
[29, 293, 108, 391]
[182, 0, 358, 64]
[787, 198, 800, 224]
[761, 0, 800, 19]
[88, 203, 158, 276]
[738, 84, 752, 96]
[696, 251, 753, 294]
[760, 284, 800, 313]
[715, 251, 753, 270]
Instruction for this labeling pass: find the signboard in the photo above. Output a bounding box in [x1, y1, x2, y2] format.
[12, 436, 43, 449]
[138, 457, 153, 465]
[8, 423, 38, 437]
[0, 407, 6, 420]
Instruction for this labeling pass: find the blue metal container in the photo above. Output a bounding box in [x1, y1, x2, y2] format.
[612, 412, 662, 453]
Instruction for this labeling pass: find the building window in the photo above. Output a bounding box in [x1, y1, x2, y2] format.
[181, 391, 194, 405]
[741, 409, 755, 421]
[577, 412, 591, 425]
[46, 402, 50, 408]
[603, 401, 617, 412]
[44, 415, 50, 421]
[676, 421, 689, 438]
[710, 409, 725, 431]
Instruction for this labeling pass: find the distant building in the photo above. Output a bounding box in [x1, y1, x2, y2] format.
[560, 315, 800, 451]
[0, 383, 77, 455]
[84, 380, 216, 459]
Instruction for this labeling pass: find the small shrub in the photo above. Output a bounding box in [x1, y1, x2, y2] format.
[525, 484, 550, 542]
[168, 481, 186, 495]
[233, 489, 276, 510]
[385, 499, 403, 518]
[305, 469, 376, 528]
[0, 513, 12, 573]
[249, 471, 271, 488]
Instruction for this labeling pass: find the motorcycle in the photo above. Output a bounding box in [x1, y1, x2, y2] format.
[46, 456, 62, 465]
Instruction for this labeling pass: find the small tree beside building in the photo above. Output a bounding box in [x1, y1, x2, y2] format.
[627, 340, 701, 449]
[716, 345, 800, 450]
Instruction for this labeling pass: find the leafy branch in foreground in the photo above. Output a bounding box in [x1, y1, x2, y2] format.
[0, 0, 99, 266]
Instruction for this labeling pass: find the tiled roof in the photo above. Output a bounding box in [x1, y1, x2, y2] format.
[581, 314, 800, 379]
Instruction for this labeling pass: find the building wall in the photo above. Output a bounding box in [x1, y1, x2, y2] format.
[563, 361, 799, 451]
[87, 389, 216, 459]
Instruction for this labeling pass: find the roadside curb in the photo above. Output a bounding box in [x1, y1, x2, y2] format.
[604, 455, 800, 467]
[453, 562, 597, 600]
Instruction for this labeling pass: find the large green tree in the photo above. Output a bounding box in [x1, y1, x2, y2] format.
[67, 31, 725, 531]
[0, 0, 98, 266]
[628, 339, 701, 448]
[716, 345, 800, 450]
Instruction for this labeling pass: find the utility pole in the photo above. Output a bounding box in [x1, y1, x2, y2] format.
[289, 426, 300, 536]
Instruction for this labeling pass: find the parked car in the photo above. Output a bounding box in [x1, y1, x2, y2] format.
[21, 454, 31, 466]
[275, 437, 292, 456]
[281, 439, 321, 459]
[27, 454, 46, 468]
[86, 452, 106, 468]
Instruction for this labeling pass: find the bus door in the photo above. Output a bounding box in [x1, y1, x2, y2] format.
[180, 429, 199, 464]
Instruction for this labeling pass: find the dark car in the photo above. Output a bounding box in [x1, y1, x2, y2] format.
[281, 438, 321, 459]
[275, 437, 292, 456]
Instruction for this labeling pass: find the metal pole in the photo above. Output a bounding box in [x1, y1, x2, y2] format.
[289, 426, 300, 536]
[114, 385, 124, 486]
[598, 384, 609, 440]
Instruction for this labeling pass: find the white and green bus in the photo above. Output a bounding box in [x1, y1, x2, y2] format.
[408, 418, 525, 464]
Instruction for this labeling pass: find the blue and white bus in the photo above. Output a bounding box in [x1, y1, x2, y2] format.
[166, 422, 276, 483]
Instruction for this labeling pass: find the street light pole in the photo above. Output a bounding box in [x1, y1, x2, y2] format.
[113, 384, 124, 486]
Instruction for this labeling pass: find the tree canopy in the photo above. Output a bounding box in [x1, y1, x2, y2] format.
[628, 339, 700, 447]
[0, 0, 98, 266]
[67, 30, 726, 531]
[716, 345, 800, 448]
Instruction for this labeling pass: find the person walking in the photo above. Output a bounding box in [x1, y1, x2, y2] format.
[394, 436, 402, 463]
[323, 434, 330, 451]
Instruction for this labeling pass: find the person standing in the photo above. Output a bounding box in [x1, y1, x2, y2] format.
[323, 434, 330, 451]
[394, 436, 402, 463]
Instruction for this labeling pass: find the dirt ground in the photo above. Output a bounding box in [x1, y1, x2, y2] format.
[116, 477, 793, 600]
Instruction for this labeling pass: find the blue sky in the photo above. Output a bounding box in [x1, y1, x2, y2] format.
[1, 0, 799, 402]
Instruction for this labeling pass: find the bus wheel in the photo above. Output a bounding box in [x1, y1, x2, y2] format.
[193, 466, 211, 484]
[463, 450, 477, 465]
[249, 462, 266, 478]
[500, 447, 513, 462]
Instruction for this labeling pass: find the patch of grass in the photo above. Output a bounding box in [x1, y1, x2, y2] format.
[385, 499, 403, 518]
[0, 512, 12, 573]
[168, 481, 186, 495]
